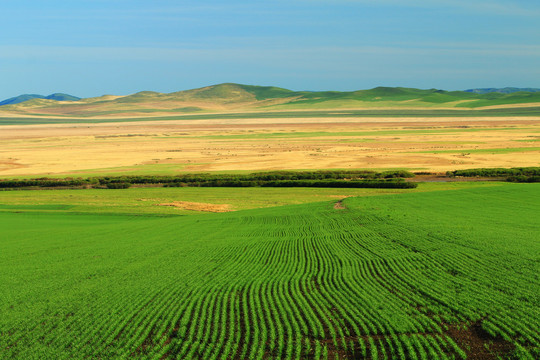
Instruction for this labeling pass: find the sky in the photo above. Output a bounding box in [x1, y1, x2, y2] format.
[1, 0, 539, 99]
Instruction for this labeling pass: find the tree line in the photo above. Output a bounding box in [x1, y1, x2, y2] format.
[0, 170, 417, 190]
[447, 167, 540, 182]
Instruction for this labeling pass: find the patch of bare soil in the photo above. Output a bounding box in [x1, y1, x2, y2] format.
[334, 199, 347, 209]
[0, 159, 27, 171]
[157, 201, 231, 212]
[302, 320, 517, 360]
[446, 320, 515, 359]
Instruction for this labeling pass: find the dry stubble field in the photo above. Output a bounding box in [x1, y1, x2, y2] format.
[1, 114, 539, 177]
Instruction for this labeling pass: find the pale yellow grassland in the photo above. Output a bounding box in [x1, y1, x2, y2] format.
[1, 116, 539, 176]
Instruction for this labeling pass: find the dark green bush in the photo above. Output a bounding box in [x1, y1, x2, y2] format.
[105, 182, 131, 189]
[448, 167, 540, 177]
[0, 170, 418, 189]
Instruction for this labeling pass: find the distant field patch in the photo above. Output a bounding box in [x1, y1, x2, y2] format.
[514, 137, 540, 142]
[1, 115, 538, 175]
[0, 204, 74, 211]
[157, 201, 231, 212]
[0, 182, 499, 215]
[171, 127, 533, 141]
[1, 105, 540, 125]
[411, 147, 540, 154]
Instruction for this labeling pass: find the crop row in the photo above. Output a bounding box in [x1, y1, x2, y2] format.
[0, 184, 538, 359]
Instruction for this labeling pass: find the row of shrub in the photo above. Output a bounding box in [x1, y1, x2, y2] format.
[164, 179, 417, 189]
[0, 178, 96, 188]
[447, 167, 540, 177]
[5, 168, 539, 189]
[506, 175, 540, 183]
[95, 170, 415, 185]
[249, 170, 415, 180]
[0, 170, 416, 189]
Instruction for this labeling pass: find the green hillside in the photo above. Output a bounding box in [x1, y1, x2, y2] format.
[2, 83, 540, 119]
[46, 93, 80, 102]
[456, 91, 540, 108]
[214, 84, 540, 108]
[115, 91, 164, 103]
[166, 84, 540, 108]
[1, 184, 538, 359]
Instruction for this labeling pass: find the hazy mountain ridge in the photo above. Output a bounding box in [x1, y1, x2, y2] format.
[0, 93, 80, 106]
[1, 83, 540, 117]
[465, 87, 540, 94]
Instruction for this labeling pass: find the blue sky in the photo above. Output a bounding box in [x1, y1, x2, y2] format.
[1, 0, 539, 98]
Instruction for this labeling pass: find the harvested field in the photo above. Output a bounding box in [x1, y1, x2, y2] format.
[1, 115, 539, 176]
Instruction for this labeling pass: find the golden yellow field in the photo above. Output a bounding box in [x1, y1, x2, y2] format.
[1, 115, 539, 177]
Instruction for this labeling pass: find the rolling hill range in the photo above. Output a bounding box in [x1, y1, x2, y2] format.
[1, 83, 540, 118]
[0, 93, 80, 106]
[465, 87, 540, 94]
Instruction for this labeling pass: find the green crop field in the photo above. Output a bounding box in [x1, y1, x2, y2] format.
[1, 183, 539, 359]
[1, 106, 540, 126]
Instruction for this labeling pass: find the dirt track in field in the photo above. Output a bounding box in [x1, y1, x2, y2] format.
[1, 116, 539, 176]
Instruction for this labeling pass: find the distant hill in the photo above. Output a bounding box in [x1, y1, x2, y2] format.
[0, 93, 80, 106]
[46, 93, 81, 102]
[465, 87, 540, 94]
[1, 84, 540, 117]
